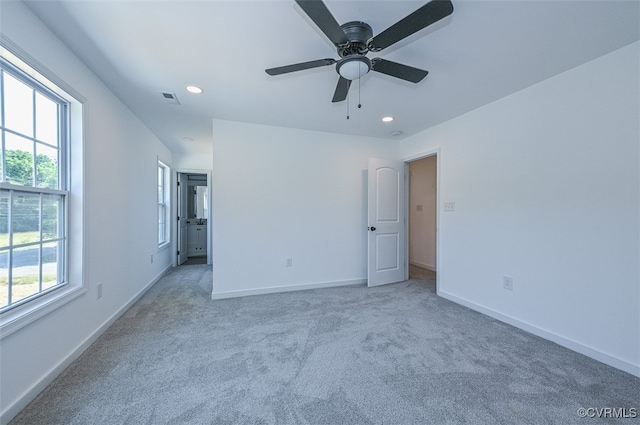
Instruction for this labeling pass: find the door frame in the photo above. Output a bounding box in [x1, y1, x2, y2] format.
[174, 168, 212, 266]
[403, 148, 440, 293]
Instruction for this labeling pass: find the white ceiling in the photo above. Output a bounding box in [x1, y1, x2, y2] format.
[23, 0, 640, 154]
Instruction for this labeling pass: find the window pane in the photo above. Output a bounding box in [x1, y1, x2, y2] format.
[5, 133, 34, 186]
[36, 143, 59, 189]
[42, 194, 61, 241]
[0, 249, 8, 308]
[158, 165, 165, 203]
[35, 92, 58, 146]
[3, 72, 33, 137]
[0, 190, 8, 249]
[12, 245, 40, 303]
[0, 141, 3, 182]
[12, 192, 40, 244]
[158, 204, 166, 244]
[42, 241, 59, 290]
[0, 72, 4, 126]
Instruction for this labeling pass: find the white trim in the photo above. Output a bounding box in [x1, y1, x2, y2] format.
[438, 290, 640, 378]
[0, 264, 172, 425]
[211, 278, 366, 300]
[0, 285, 86, 339]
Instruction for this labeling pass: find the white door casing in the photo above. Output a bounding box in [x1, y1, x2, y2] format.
[368, 158, 406, 287]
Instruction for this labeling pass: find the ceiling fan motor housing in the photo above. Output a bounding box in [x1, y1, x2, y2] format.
[338, 21, 373, 57]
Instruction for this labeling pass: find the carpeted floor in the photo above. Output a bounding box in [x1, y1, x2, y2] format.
[10, 265, 639, 424]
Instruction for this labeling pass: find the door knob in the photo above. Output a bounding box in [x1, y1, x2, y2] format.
[368, 226, 376, 231]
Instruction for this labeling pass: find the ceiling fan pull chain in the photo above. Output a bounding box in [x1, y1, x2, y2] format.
[347, 88, 350, 120]
[358, 63, 362, 109]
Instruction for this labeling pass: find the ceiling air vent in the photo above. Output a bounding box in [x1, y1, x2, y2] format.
[160, 91, 180, 105]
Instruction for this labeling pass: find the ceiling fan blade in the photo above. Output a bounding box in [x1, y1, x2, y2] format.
[295, 0, 349, 46]
[368, 0, 453, 51]
[371, 58, 429, 83]
[332, 77, 351, 102]
[265, 58, 336, 76]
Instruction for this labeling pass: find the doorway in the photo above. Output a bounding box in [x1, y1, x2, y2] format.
[177, 172, 210, 266]
[407, 155, 438, 284]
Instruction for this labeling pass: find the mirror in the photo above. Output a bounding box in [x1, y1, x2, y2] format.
[195, 186, 208, 219]
[184, 173, 208, 220]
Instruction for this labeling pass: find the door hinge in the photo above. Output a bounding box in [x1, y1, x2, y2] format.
[177, 181, 180, 186]
[177, 216, 180, 221]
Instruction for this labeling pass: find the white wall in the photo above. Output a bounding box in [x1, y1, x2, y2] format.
[401, 42, 640, 376]
[0, 3, 174, 422]
[409, 156, 437, 271]
[173, 152, 212, 171]
[211, 120, 398, 298]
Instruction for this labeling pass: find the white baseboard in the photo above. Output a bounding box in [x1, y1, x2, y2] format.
[211, 278, 366, 300]
[438, 290, 640, 378]
[1, 264, 172, 425]
[409, 261, 436, 271]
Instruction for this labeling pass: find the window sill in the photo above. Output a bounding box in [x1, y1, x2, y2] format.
[0, 284, 87, 339]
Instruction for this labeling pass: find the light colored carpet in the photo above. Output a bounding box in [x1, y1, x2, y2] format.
[10, 264, 639, 424]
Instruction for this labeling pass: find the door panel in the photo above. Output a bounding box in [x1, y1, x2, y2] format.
[368, 158, 405, 287]
[376, 233, 399, 271]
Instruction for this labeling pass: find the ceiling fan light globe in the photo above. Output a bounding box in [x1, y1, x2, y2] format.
[337, 56, 371, 80]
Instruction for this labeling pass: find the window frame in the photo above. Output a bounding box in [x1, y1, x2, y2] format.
[0, 37, 85, 338]
[157, 159, 170, 249]
[0, 57, 69, 313]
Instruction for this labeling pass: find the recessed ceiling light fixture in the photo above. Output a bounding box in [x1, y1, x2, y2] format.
[185, 85, 203, 94]
[382, 116, 394, 122]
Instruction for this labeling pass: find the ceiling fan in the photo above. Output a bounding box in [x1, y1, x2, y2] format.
[265, 0, 454, 103]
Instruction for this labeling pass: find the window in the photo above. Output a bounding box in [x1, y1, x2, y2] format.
[0, 56, 68, 313]
[0, 42, 83, 336]
[158, 160, 169, 247]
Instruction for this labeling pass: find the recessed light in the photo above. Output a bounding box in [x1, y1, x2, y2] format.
[182, 137, 194, 142]
[185, 85, 203, 94]
[391, 131, 403, 137]
[382, 116, 394, 122]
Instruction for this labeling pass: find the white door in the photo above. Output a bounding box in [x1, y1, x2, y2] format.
[177, 173, 189, 265]
[368, 158, 406, 287]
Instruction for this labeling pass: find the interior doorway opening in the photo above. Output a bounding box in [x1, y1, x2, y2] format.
[407, 155, 438, 284]
[177, 172, 210, 266]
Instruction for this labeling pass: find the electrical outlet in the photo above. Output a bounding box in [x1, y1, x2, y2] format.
[150, 254, 154, 264]
[97, 282, 103, 300]
[444, 201, 456, 212]
[286, 258, 293, 267]
[503, 275, 513, 291]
